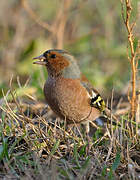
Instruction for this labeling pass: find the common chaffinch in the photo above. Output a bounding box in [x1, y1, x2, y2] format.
[33, 49, 106, 135]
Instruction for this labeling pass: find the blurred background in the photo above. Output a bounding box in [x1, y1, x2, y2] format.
[0, 0, 139, 100]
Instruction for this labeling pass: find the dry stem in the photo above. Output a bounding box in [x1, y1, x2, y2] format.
[121, 0, 138, 120]
[21, 0, 54, 33]
[21, 0, 72, 49]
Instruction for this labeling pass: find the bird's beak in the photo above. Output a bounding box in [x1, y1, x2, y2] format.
[33, 54, 47, 65]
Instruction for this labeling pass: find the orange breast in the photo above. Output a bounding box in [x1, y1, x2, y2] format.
[44, 77, 100, 123]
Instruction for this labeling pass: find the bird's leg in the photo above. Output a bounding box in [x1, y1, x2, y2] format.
[66, 123, 73, 134]
[85, 122, 90, 138]
[85, 122, 92, 155]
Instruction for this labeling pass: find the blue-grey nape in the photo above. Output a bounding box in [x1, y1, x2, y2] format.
[44, 49, 69, 55]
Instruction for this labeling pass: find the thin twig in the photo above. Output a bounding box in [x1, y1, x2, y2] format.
[121, 0, 138, 120]
[21, 0, 54, 33]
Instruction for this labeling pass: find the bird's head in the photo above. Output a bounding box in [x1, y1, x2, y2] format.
[33, 49, 81, 78]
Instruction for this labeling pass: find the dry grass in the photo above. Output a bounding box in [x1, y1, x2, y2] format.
[0, 86, 140, 180]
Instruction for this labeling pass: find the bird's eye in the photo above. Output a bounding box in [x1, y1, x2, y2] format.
[50, 54, 56, 58]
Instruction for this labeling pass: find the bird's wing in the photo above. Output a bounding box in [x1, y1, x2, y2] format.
[80, 74, 105, 112]
[80, 75, 120, 127]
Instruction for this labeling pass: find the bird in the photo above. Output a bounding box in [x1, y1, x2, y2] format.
[33, 49, 106, 136]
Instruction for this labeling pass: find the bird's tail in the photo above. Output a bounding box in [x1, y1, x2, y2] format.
[94, 107, 120, 127]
